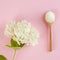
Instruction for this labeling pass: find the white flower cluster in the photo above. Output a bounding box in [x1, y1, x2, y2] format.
[5, 20, 40, 46]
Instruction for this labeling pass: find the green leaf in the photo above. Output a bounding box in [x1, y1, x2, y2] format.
[6, 45, 21, 50]
[11, 39, 20, 47]
[0, 55, 7, 60]
[6, 39, 25, 50]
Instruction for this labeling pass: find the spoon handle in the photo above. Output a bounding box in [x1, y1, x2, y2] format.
[49, 25, 52, 51]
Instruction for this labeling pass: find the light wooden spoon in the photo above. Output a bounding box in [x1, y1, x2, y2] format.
[45, 11, 55, 51]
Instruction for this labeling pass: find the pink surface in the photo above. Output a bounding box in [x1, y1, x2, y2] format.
[0, 0, 60, 60]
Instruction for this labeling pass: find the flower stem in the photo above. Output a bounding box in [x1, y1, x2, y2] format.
[12, 49, 16, 60]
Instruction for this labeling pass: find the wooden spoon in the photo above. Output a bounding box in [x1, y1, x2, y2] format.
[45, 11, 55, 51]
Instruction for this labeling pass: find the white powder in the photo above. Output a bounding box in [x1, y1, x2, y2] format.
[45, 11, 55, 24]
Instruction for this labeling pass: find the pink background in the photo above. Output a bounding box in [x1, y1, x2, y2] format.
[0, 0, 60, 60]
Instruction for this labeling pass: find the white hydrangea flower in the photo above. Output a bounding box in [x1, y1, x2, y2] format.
[5, 20, 16, 36]
[5, 20, 40, 46]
